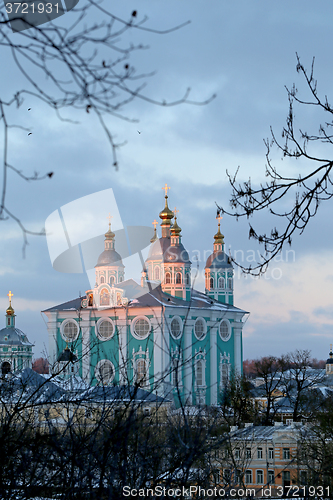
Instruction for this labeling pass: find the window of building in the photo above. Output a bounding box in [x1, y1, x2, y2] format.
[246, 448, 251, 459]
[256, 470, 264, 485]
[223, 469, 231, 483]
[282, 470, 291, 486]
[283, 448, 290, 460]
[234, 448, 240, 460]
[172, 357, 182, 387]
[218, 276, 225, 288]
[110, 276, 115, 286]
[268, 448, 274, 460]
[228, 277, 233, 289]
[132, 317, 150, 339]
[176, 272, 182, 284]
[268, 470, 275, 484]
[95, 359, 115, 385]
[186, 273, 190, 285]
[245, 470, 252, 484]
[100, 288, 110, 306]
[61, 319, 79, 342]
[154, 267, 160, 280]
[221, 363, 229, 387]
[299, 470, 307, 486]
[196, 359, 204, 386]
[257, 447, 263, 459]
[170, 317, 182, 339]
[165, 272, 171, 284]
[97, 319, 115, 341]
[194, 318, 206, 340]
[209, 277, 214, 289]
[100, 276, 105, 283]
[219, 319, 231, 341]
[136, 359, 147, 386]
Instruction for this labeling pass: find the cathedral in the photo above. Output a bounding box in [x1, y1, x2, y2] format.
[0, 292, 33, 375]
[43, 187, 248, 406]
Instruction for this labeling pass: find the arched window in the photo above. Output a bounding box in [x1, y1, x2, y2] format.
[196, 359, 203, 386]
[100, 288, 110, 306]
[95, 359, 115, 385]
[194, 318, 206, 340]
[119, 276, 123, 283]
[100, 276, 105, 284]
[228, 277, 233, 289]
[218, 277, 225, 288]
[110, 276, 115, 286]
[256, 470, 264, 485]
[165, 272, 171, 284]
[154, 267, 160, 280]
[221, 363, 229, 386]
[209, 277, 214, 289]
[186, 273, 190, 285]
[245, 470, 253, 484]
[176, 272, 182, 284]
[136, 359, 147, 386]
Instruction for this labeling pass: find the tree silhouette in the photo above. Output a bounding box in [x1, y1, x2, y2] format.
[220, 54, 332, 274]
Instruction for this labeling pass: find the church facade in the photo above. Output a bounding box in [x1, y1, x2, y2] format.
[43, 188, 248, 406]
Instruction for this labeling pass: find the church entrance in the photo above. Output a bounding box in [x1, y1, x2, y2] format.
[1, 361, 11, 375]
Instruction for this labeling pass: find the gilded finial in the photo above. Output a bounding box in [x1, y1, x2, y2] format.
[6, 291, 15, 316]
[171, 207, 181, 236]
[214, 213, 224, 246]
[162, 183, 170, 197]
[107, 213, 113, 230]
[151, 219, 158, 243]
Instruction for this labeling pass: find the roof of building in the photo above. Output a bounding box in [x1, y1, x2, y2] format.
[95, 248, 124, 267]
[145, 237, 190, 264]
[0, 327, 33, 346]
[205, 250, 233, 269]
[43, 279, 248, 315]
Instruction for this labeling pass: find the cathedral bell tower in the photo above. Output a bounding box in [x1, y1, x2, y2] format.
[205, 215, 234, 305]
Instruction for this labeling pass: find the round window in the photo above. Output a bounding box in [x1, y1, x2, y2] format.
[95, 359, 115, 385]
[219, 320, 231, 341]
[170, 317, 182, 339]
[97, 319, 115, 341]
[61, 320, 79, 342]
[194, 318, 206, 340]
[132, 317, 150, 339]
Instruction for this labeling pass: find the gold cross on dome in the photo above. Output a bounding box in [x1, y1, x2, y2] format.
[162, 183, 170, 196]
[173, 207, 179, 218]
[216, 213, 223, 225]
[107, 213, 113, 228]
[152, 219, 158, 230]
[7, 290, 13, 304]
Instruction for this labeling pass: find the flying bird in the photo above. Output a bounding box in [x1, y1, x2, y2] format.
[137, 130, 141, 134]
[28, 132, 32, 136]
[28, 108, 31, 111]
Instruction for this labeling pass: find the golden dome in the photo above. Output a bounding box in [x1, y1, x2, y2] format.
[214, 224, 224, 245]
[6, 304, 14, 316]
[159, 196, 174, 223]
[171, 208, 181, 236]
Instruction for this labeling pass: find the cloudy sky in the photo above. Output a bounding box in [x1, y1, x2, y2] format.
[1, 0, 333, 361]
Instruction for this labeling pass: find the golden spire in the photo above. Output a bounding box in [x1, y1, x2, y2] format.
[105, 214, 115, 240]
[330, 344, 333, 358]
[150, 219, 158, 243]
[159, 183, 174, 224]
[6, 290, 14, 316]
[214, 214, 224, 245]
[171, 207, 181, 236]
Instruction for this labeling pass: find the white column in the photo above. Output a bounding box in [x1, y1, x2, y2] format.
[46, 311, 58, 367]
[80, 311, 91, 384]
[153, 311, 163, 393]
[183, 318, 193, 405]
[210, 323, 218, 405]
[233, 321, 242, 375]
[118, 308, 127, 385]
